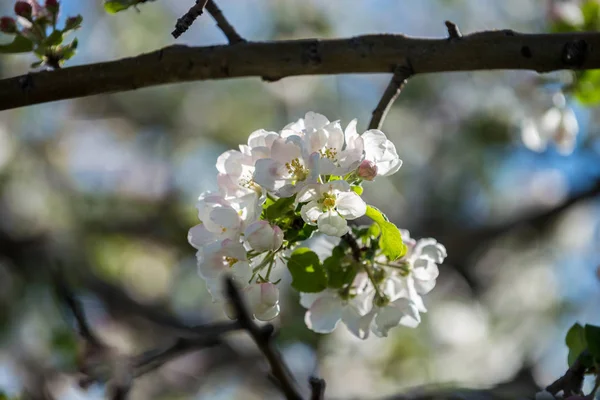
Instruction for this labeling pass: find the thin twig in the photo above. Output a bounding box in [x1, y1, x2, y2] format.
[133, 336, 223, 377]
[205, 0, 245, 44]
[53, 274, 104, 348]
[342, 233, 361, 262]
[225, 277, 304, 400]
[309, 377, 326, 400]
[445, 20, 462, 39]
[172, 0, 209, 38]
[368, 63, 413, 130]
[546, 350, 588, 396]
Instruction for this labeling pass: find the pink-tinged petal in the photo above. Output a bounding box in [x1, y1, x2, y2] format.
[296, 184, 320, 203]
[216, 150, 244, 176]
[323, 121, 344, 151]
[323, 179, 350, 195]
[304, 112, 330, 130]
[188, 224, 216, 249]
[335, 192, 367, 219]
[362, 130, 402, 176]
[210, 206, 240, 230]
[271, 137, 302, 165]
[301, 201, 322, 225]
[305, 296, 343, 333]
[248, 129, 279, 148]
[253, 158, 283, 191]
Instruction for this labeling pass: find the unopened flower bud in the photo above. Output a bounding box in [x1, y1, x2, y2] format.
[0, 17, 17, 33]
[357, 160, 378, 181]
[14, 1, 32, 18]
[45, 0, 59, 14]
[244, 221, 283, 252]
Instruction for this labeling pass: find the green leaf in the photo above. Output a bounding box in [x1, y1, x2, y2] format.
[324, 246, 356, 288]
[285, 223, 317, 243]
[43, 30, 63, 47]
[566, 323, 587, 367]
[104, 0, 134, 13]
[365, 205, 406, 260]
[575, 70, 600, 105]
[60, 38, 78, 61]
[351, 185, 363, 196]
[265, 196, 295, 222]
[63, 14, 83, 35]
[582, 0, 600, 30]
[30, 60, 43, 68]
[287, 248, 327, 293]
[0, 35, 34, 54]
[585, 324, 600, 360]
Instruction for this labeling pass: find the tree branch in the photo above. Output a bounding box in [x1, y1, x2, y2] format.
[172, 0, 209, 38]
[205, 0, 245, 44]
[368, 63, 413, 130]
[1, 31, 599, 111]
[225, 277, 304, 400]
[546, 350, 588, 396]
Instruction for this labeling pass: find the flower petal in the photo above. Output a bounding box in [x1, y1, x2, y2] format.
[335, 192, 367, 219]
[305, 296, 343, 333]
[342, 306, 374, 340]
[317, 211, 349, 237]
[188, 224, 215, 249]
[301, 201, 322, 225]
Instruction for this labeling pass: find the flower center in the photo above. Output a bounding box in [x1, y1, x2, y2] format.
[321, 192, 336, 209]
[285, 158, 308, 182]
[224, 256, 238, 267]
[319, 147, 338, 161]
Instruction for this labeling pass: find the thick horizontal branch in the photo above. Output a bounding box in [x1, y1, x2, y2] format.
[1, 30, 600, 110]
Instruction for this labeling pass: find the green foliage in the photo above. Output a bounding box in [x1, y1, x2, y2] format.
[565, 323, 596, 368]
[584, 324, 600, 361]
[351, 185, 363, 195]
[566, 323, 588, 367]
[365, 206, 406, 261]
[323, 245, 357, 288]
[0, 36, 33, 54]
[285, 222, 317, 243]
[104, 0, 152, 13]
[573, 70, 600, 105]
[265, 196, 295, 222]
[287, 248, 327, 292]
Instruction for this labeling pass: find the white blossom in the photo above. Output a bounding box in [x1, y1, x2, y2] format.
[245, 220, 284, 252]
[301, 274, 374, 339]
[297, 181, 366, 237]
[361, 129, 402, 177]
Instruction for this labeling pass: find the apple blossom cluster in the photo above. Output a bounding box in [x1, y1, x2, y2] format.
[0, 0, 82, 69]
[188, 112, 447, 339]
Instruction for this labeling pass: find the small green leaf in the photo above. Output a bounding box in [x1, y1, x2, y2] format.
[324, 246, 357, 288]
[287, 248, 327, 293]
[60, 38, 78, 61]
[351, 185, 363, 196]
[104, 0, 134, 13]
[265, 196, 295, 222]
[365, 205, 406, 260]
[63, 14, 83, 35]
[0, 35, 34, 54]
[585, 324, 600, 360]
[566, 323, 587, 367]
[575, 70, 600, 105]
[30, 60, 43, 68]
[43, 30, 63, 47]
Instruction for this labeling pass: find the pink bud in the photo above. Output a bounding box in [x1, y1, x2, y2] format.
[0, 17, 17, 33]
[244, 221, 284, 252]
[45, 0, 59, 13]
[14, 1, 32, 18]
[357, 160, 378, 181]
